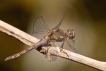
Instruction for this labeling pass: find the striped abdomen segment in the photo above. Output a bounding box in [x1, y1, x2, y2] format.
[5, 38, 48, 61]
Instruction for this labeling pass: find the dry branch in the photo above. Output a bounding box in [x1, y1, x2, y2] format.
[0, 20, 106, 71]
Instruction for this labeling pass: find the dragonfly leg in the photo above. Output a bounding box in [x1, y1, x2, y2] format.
[60, 48, 69, 57]
[43, 45, 52, 62]
[61, 50, 69, 57]
[60, 42, 64, 48]
[39, 46, 52, 61]
[44, 46, 50, 58]
[47, 52, 52, 62]
[60, 42, 69, 57]
[60, 42, 64, 51]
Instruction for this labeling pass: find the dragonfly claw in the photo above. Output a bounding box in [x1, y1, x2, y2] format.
[41, 47, 52, 61]
[47, 52, 52, 62]
[60, 48, 69, 57]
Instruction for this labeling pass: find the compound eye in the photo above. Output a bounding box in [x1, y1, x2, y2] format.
[67, 29, 75, 39]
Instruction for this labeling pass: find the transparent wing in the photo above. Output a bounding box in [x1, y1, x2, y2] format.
[32, 16, 50, 39]
[52, 15, 65, 30]
[51, 55, 57, 61]
[66, 40, 78, 53]
[32, 16, 57, 61]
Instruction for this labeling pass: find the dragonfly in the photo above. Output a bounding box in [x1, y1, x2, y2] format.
[5, 15, 77, 61]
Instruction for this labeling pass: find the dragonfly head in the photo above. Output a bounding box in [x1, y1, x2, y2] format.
[67, 29, 75, 39]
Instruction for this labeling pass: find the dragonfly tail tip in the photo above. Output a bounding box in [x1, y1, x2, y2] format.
[5, 56, 12, 61]
[5, 58, 9, 61]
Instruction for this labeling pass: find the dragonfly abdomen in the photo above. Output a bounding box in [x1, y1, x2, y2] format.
[5, 38, 49, 61]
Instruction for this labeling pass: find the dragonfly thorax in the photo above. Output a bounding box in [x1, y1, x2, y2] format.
[67, 29, 75, 39]
[49, 29, 65, 42]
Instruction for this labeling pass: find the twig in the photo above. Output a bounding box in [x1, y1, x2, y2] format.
[0, 20, 106, 71]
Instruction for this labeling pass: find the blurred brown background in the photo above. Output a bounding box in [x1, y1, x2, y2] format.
[0, 0, 106, 71]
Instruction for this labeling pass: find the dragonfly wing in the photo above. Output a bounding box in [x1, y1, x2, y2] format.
[51, 55, 57, 61]
[52, 15, 65, 30]
[32, 16, 50, 38]
[66, 40, 78, 53]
